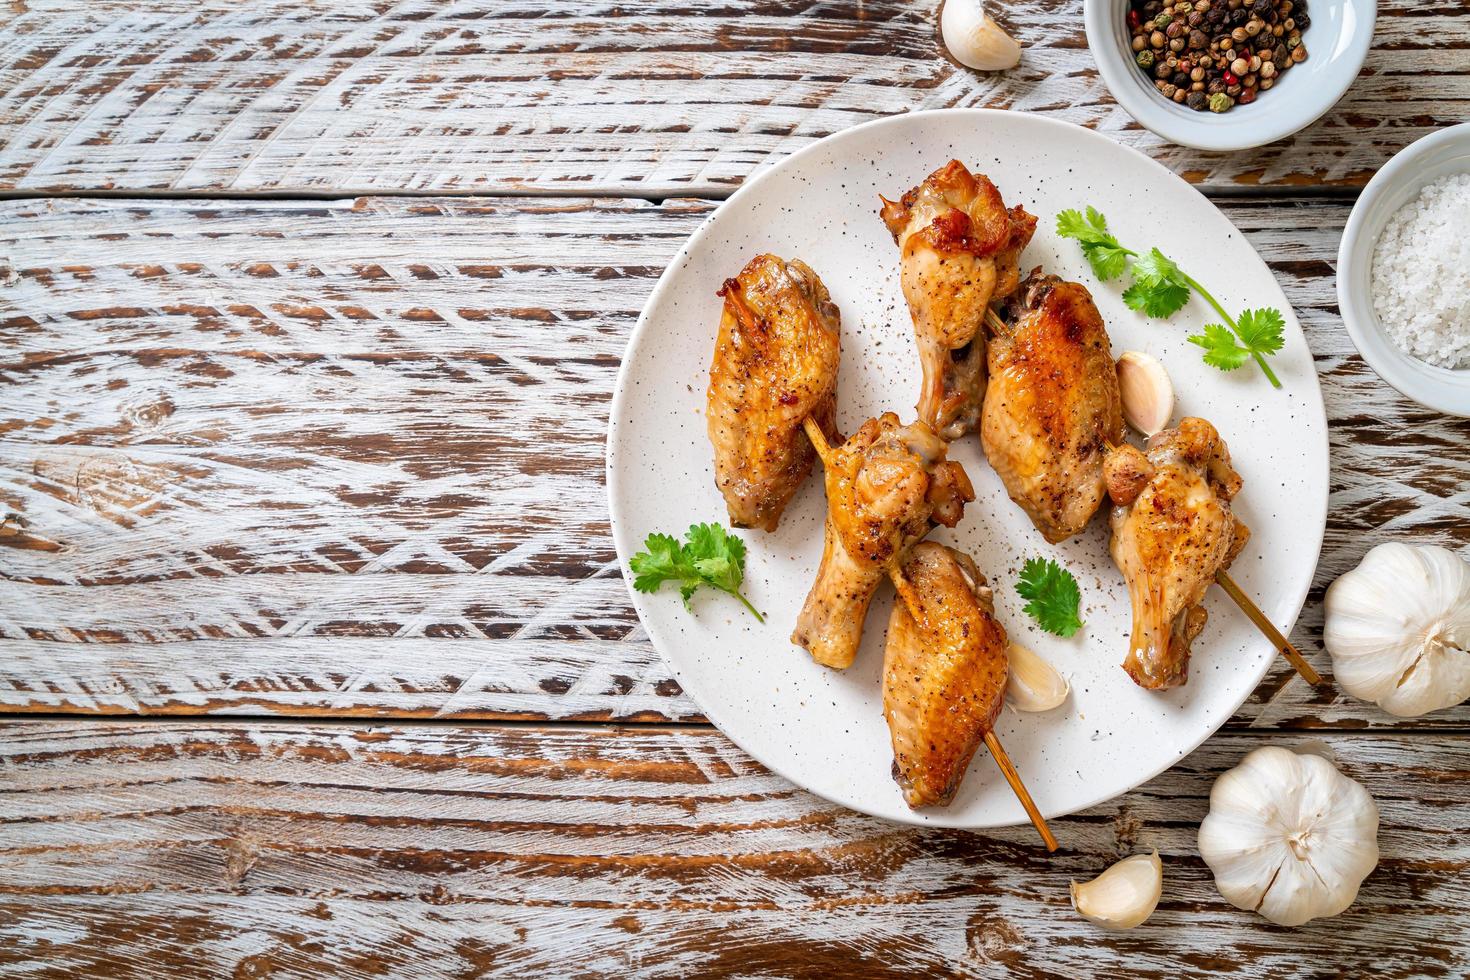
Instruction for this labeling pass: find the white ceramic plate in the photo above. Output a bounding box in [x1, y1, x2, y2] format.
[607, 110, 1328, 829]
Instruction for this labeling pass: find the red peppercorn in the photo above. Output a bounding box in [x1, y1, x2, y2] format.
[1223, 70, 1239, 85]
[1128, 8, 1142, 28]
[1238, 88, 1257, 104]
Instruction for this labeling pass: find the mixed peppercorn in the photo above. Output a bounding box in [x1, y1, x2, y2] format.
[1127, 0, 1309, 113]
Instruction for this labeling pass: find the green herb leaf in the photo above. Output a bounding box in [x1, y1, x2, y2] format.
[1015, 557, 1084, 638]
[629, 523, 764, 622]
[1188, 323, 1252, 371]
[1122, 248, 1192, 318]
[1235, 307, 1286, 357]
[1055, 207, 1133, 281]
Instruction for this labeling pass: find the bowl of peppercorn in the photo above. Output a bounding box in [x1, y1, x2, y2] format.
[1085, 0, 1376, 150]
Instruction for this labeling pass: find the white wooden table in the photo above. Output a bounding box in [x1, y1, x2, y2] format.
[1, 2, 1468, 976]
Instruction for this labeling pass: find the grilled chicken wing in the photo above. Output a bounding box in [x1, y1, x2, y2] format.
[982, 273, 1124, 543]
[880, 161, 1037, 440]
[792, 413, 974, 669]
[883, 543, 1008, 809]
[707, 254, 841, 532]
[1105, 418, 1251, 690]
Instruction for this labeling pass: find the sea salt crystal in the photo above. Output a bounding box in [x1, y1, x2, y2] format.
[1370, 172, 1470, 369]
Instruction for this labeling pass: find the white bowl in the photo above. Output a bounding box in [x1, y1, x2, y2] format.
[1337, 123, 1470, 417]
[1084, 0, 1376, 151]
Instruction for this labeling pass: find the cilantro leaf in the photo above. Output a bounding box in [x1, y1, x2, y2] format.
[1122, 248, 1192, 318]
[1188, 323, 1251, 371]
[1235, 307, 1285, 356]
[629, 523, 764, 622]
[1055, 207, 1133, 281]
[1015, 557, 1084, 638]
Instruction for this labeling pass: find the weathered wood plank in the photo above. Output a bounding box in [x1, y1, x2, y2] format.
[1, 195, 1467, 726]
[0, 720, 1464, 978]
[0, 0, 1462, 196]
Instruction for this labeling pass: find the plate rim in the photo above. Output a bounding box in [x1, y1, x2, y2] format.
[606, 107, 1329, 828]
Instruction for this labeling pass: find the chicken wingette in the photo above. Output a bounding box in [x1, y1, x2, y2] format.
[1105, 418, 1251, 690]
[880, 161, 1036, 440]
[882, 543, 1008, 809]
[983, 273, 1124, 543]
[792, 413, 974, 670]
[707, 254, 841, 532]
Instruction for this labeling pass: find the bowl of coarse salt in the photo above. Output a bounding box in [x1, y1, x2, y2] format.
[1338, 123, 1470, 416]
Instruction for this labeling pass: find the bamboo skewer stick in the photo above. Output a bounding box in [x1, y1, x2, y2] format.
[802, 416, 1059, 851]
[987, 303, 1321, 685]
[1213, 570, 1323, 686]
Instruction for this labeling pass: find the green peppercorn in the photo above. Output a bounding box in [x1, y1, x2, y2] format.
[1209, 92, 1234, 112]
[1156, 12, 1173, 26]
[1137, 49, 1157, 69]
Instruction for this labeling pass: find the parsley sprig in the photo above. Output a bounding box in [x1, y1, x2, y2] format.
[1015, 557, 1084, 638]
[1055, 207, 1284, 388]
[630, 523, 764, 622]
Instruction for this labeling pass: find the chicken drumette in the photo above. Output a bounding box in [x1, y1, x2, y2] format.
[880, 161, 1036, 440]
[792, 413, 974, 669]
[1104, 418, 1251, 690]
[982, 273, 1124, 543]
[883, 542, 1008, 809]
[707, 254, 841, 532]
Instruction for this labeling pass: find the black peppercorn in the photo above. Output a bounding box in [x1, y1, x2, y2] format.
[1295, 10, 1310, 29]
[1230, 8, 1248, 25]
[1173, 71, 1190, 86]
[1187, 90, 1208, 110]
[1251, 0, 1273, 16]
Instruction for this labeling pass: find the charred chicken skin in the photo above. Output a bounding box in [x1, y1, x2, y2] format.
[883, 542, 1008, 809]
[982, 273, 1124, 543]
[792, 413, 975, 670]
[880, 161, 1037, 440]
[707, 254, 841, 532]
[1105, 418, 1251, 690]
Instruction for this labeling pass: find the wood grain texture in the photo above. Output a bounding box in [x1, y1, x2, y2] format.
[2, 194, 1467, 725]
[0, 0, 1463, 197]
[0, 719, 1465, 978]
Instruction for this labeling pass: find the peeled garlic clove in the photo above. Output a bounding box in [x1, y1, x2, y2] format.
[1115, 351, 1174, 437]
[1070, 850, 1163, 930]
[1005, 641, 1069, 712]
[940, 0, 1022, 72]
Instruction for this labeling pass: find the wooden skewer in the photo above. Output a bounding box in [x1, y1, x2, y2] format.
[804, 416, 1059, 851]
[1213, 569, 1324, 686]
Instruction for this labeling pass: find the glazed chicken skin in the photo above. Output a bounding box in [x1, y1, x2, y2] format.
[707, 254, 841, 531]
[880, 161, 1037, 440]
[982, 273, 1124, 543]
[883, 543, 1008, 809]
[1105, 418, 1251, 690]
[792, 413, 975, 670]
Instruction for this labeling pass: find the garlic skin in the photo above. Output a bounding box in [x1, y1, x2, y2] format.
[1198, 746, 1378, 927]
[1070, 851, 1162, 930]
[940, 0, 1022, 72]
[1323, 542, 1470, 717]
[1005, 641, 1069, 712]
[1115, 351, 1174, 436]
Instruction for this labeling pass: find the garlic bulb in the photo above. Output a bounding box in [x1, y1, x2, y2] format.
[1005, 641, 1069, 711]
[1323, 542, 1470, 717]
[940, 0, 1022, 72]
[1115, 351, 1174, 436]
[1070, 851, 1162, 930]
[1198, 746, 1378, 927]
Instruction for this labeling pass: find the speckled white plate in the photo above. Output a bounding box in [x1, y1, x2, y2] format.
[607, 109, 1328, 829]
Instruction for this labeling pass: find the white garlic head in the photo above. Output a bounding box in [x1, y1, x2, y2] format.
[1323, 542, 1470, 717]
[1070, 850, 1162, 930]
[940, 0, 1022, 72]
[1198, 746, 1378, 927]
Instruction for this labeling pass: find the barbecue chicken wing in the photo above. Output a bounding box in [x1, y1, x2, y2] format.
[982, 273, 1124, 543]
[707, 254, 841, 532]
[883, 543, 1008, 809]
[880, 161, 1037, 440]
[792, 413, 974, 669]
[1105, 418, 1251, 690]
